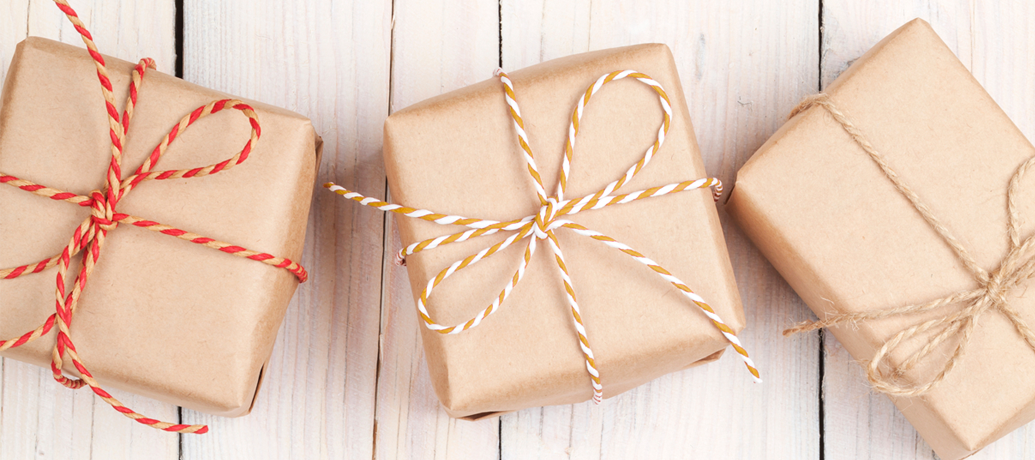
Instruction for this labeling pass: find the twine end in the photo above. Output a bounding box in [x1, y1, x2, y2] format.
[395, 253, 407, 266]
[493, 68, 504, 77]
[782, 321, 815, 337]
[789, 93, 829, 120]
[322, 182, 335, 189]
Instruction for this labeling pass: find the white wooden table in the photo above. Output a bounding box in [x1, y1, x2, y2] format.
[1, 1, 1033, 458]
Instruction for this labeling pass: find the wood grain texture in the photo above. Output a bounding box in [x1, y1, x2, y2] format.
[25, 0, 175, 67]
[498, 1, 821, 459]
[373, 1, 501, 459]
[821, 2, 1035, 459]
[179, 0, 391, 458]
[0, 1, 28, 86]
[0, 2, 177, 459]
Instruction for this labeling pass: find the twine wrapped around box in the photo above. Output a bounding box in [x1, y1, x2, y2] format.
[327, 68, 760, 402]
[0, 0, 307, 434]
[784, 93, 1035, 397]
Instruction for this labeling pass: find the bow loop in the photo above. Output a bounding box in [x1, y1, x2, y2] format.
[117, 99, 260, 200]
[863, 312, 972, 396]
[1007, 148, 1035, 249]
[327, 67, 760, 403]
[556, 71, 674, 204]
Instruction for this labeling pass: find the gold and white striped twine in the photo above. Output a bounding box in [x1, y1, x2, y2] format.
[327, 69, 760, 402]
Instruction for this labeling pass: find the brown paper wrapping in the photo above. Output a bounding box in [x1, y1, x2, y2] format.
[383, 44, 744, 419]
[728, 19, 1035, 460]
[0, 37, 320, 417]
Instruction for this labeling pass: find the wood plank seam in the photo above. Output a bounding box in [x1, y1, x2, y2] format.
[374, 0, 396, 457]
[816, 4, 825, 460]
[497, 3, 505, 457]
[174, 2, 185, 450]
[173, 0, 182, 77]
[497, 0, 503, 68]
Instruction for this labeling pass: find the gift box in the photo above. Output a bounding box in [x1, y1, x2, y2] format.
[727, 19, 1035, 459]
[375, 44, 751, 418]
[0, 37, 319, 420]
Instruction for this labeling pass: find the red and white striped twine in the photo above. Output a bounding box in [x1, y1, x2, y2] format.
[0, 0, 309, 434]
[327, 68, 760, 404]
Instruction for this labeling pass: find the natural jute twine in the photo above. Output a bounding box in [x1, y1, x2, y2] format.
[327, 69, 761, 402]
[0, 0, 308, 434]
[784, 93, 1035, 397]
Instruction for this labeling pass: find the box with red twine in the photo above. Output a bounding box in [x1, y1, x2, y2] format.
[0, 0, 320, 433]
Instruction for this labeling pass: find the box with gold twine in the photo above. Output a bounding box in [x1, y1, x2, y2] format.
[328, 49, 759, 416]
[0, 0, 316, 434]
[727, 19, 1035, 460]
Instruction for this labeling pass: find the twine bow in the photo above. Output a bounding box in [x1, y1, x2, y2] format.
[327, 69, 760, 402]
[784, 93, 1035, 397]
[0, 0, 308, 434]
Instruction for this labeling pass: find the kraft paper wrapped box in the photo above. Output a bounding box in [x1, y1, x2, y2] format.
[728, 19, 1035, 460]
[0, 38, 320, 417]
[381, 44, 747, 418]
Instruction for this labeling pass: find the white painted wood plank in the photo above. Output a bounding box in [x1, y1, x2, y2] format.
[498, 1, 821, 459]
[821, 2, 1035, 459]
[820, 2, 974, 89]
[377, 229, 503, 460]
[26, 0, 176, 70]
[374, 1, 501, 459]
[179, 1, 391, 459]
[0, 1, 177, 459]
[973, 1, 1035, 144]
[0, 1, 29, 86]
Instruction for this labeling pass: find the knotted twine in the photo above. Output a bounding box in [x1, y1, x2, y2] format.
[0, 0, 308, 434]
[327, 69, 761, 402]
[784, 93, 1035, 397]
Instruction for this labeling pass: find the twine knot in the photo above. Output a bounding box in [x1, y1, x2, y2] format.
[327, 68, 760, 404]
[982, 269, 1011, 310]
[783, 92, 1035, 397]
[88, 190, 118, 232]
[0, 0, 309, 435]
[533, 198, 562, 240]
